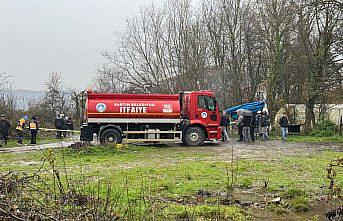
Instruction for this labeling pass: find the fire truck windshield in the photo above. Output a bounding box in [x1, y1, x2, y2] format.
[197, 95, 216, 111]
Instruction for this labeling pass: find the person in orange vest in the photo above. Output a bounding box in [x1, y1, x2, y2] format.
[19, 117, 26, 128]
[29, 116, 39, 145]
[16, 122, 24, 144]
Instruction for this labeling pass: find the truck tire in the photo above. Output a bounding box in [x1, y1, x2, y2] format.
[184, 127, 205, 146]
[100, 129, 122, 144]
[182, 137, 187, 145]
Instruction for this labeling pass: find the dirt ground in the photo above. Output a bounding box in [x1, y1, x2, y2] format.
[165, 139, 343, 161]
[2, 137, 342, 158]
[165, 140, 343, 221]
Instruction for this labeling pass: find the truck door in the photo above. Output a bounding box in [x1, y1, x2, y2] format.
[196, 95, 218, 125]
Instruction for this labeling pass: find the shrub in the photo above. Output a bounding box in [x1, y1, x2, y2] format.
[281, 188, 306, 199]
[291, 196, 309, 212]
[310, 120, 337, 137]
[240, 178, 253, 188]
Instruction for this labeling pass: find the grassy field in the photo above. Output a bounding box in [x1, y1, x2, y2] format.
[286, 135, 343, 143]
[0, 140, 342, 220]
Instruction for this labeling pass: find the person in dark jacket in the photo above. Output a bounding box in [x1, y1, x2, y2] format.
[66, 117, 74, 137]
[237, 112, 244, 142]
[279, 112, 288, 142]
[29, 116, 39, 145]
[64, 116, 74, 137]
[256, 111, 263, 138]
[61, 114, 67, 138]
[250, 114, 256, 142]
[54, 114, 63, 139]
[261, 111, 269, 141]
[220, 112, 229, 142]
[0, 114, 11, 147]
[242, 115, 252, 142]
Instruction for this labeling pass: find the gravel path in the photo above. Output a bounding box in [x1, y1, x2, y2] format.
[0, 138, 79, 153]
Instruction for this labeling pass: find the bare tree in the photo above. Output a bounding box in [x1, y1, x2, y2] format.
[202, 0, 266, 108]
[255, 0, 297, 124]
[0, 73, 20, 127]
[70, 90, 86, 127]
[94, 65, 128, 93]
[102, 0, 211, 94]
[44, 73, 68, 117]
[297, 0, 343, 131]
[0, 72, 12, 92]
[0, 73, 15, 115]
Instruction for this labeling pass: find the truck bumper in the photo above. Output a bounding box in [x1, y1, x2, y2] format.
[207, 127, 221, 140]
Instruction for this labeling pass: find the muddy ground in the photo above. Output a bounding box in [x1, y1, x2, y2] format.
[158, 140, 343, 221]
[164, 139, 343, 161]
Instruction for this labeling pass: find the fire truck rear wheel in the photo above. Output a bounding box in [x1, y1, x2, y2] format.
[184, 127, 205, 146]
[100, 129, 122, 144]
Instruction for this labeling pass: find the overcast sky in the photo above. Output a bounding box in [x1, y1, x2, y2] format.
[0, 0, 163, 91]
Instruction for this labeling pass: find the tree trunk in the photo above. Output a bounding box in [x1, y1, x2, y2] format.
[305, 98, 316, 133]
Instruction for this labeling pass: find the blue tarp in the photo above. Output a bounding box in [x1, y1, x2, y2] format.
[224, 101, 265, 114]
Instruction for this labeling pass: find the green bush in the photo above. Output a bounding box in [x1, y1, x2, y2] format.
[240, 178, 253, 188]
[309, 120, 337, 137]
[281, 188, 306, 199]
[291, 196, 309, 212]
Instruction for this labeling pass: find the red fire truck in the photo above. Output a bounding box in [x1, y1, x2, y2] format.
[80, 90, 221, 146]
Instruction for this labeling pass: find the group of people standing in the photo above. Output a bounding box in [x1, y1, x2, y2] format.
[220, 110, 271, 143]
[220, 109, 290, 143]
[54, 114, 74, 139]
[0, 113, 76, 147]
[236, 110, 270, 142]
[0, 114, 39, 146]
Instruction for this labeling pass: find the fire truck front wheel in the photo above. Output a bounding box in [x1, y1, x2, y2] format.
[184, 127, 205, 146]
[100, 129, 122, 144]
